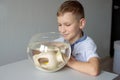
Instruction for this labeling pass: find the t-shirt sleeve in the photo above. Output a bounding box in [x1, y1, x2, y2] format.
[86, 50, 99, 61]
[85, 40, 99, 61]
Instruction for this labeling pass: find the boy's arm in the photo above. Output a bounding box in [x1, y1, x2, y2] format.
[67, 56, 100, 76]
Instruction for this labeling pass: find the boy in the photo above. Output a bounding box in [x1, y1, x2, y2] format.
[56, 0, 100, 76]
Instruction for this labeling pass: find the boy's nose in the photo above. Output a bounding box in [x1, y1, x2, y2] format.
[61, 26, 66, 33]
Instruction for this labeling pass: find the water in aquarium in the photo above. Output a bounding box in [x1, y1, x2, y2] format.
[27, 41, 71, 72]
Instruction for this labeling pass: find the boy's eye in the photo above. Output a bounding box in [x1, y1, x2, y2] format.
[66, 24, 70, 26]
[58, 24, 61, 27]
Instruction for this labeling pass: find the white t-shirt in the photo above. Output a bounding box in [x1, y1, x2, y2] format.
[55, 33, 99, 62]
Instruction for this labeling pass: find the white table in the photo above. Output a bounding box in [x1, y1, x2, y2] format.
[0, 59, 118, 80]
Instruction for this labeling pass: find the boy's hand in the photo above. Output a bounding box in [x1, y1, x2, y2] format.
[67, 56, 77, 67]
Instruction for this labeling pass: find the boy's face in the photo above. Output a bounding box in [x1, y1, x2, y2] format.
[57, 12, 84, 44]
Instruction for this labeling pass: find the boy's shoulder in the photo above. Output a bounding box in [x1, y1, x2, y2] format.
[81, 36, 95, 44]
[76, 36, 97, 49]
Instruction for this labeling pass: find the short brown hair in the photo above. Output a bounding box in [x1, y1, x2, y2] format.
[57, 0, 85, 19]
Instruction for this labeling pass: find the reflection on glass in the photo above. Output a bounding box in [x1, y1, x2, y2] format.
[27, 32, 71, 72]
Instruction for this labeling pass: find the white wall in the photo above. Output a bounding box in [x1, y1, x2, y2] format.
[0, 0, 112, 66]
[80, 0, 112, 57]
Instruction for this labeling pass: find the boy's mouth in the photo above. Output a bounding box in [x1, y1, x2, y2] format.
[62, 34, 68, 37]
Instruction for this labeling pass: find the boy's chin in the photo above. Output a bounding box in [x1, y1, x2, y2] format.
[61, 35, 70, 41]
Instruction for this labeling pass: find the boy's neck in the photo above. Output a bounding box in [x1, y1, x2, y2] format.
[69, 31, 83, 45]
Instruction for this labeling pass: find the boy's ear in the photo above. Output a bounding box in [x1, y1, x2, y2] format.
[79, 18, 86, 29]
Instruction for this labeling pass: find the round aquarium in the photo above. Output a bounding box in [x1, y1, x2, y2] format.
[27, 32, 71, 72]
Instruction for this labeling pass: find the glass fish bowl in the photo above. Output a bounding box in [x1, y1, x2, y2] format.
[27, 32, 71, 72]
